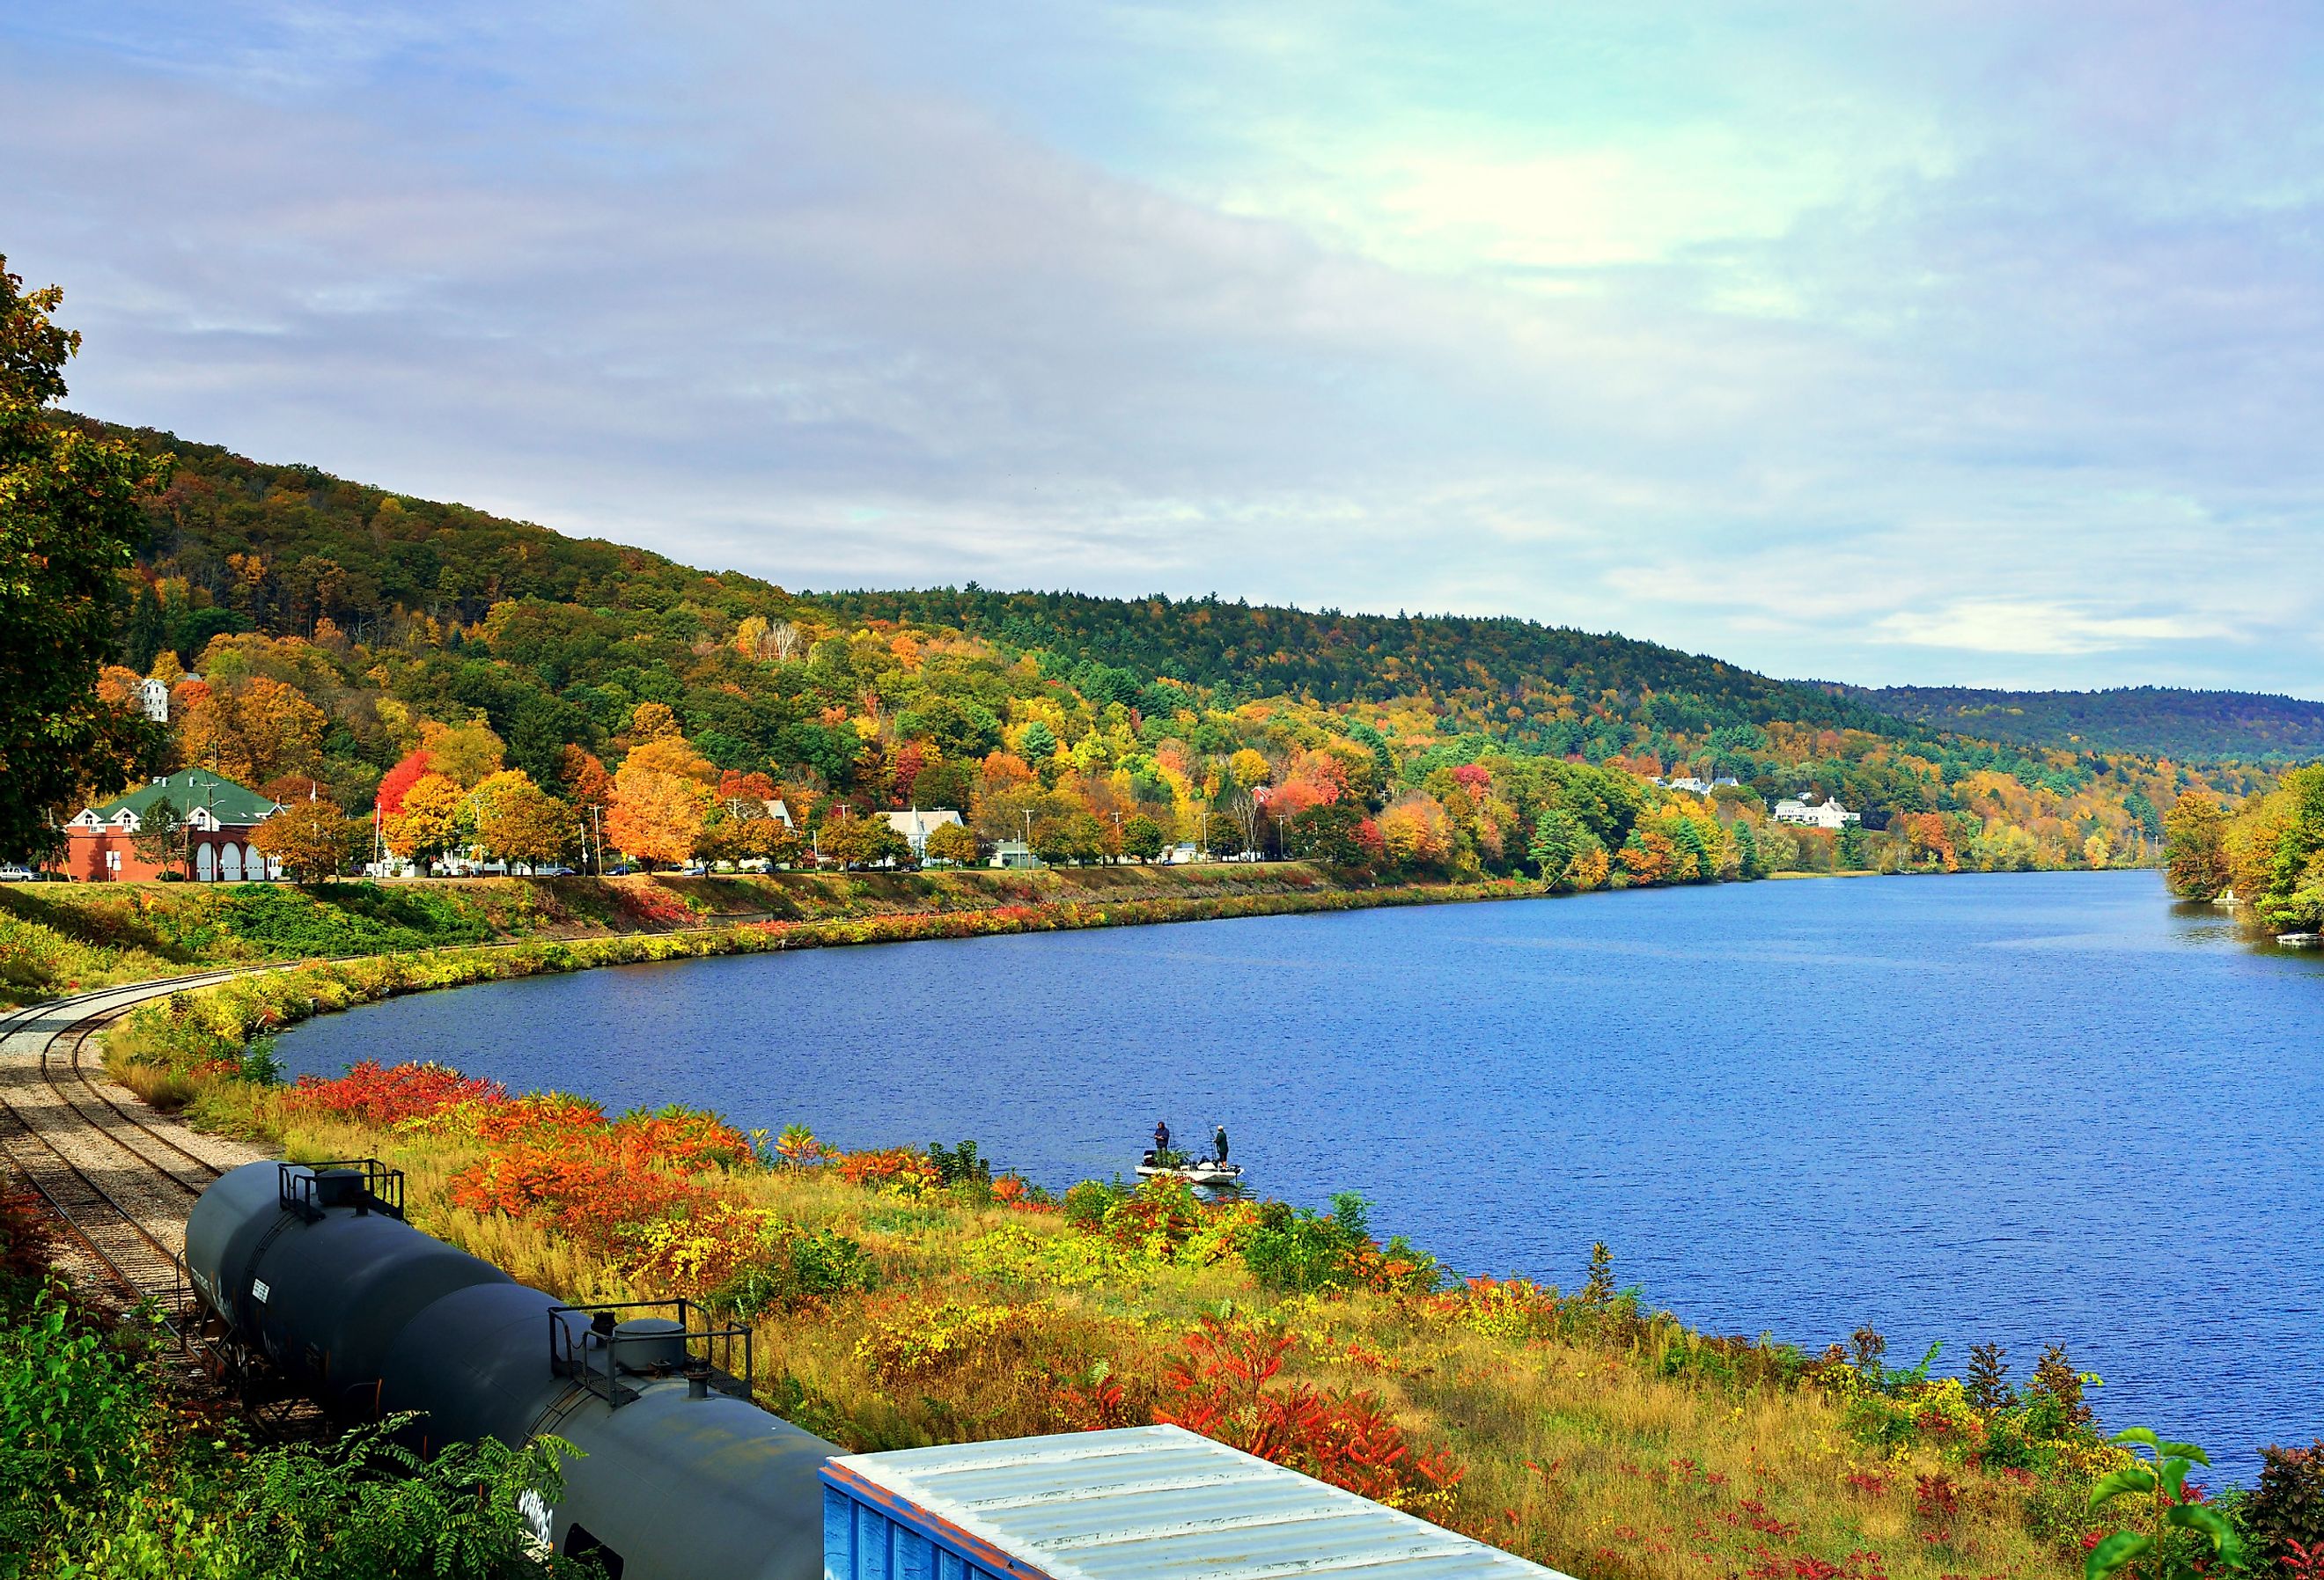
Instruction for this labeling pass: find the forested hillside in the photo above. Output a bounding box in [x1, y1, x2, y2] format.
[2164, 763, 2324, 930]
[1848, 685, 2324, 764]
[69, 418, 2261, 883]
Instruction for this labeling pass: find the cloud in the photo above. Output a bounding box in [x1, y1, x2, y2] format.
[1873, 601, 2229, 658]
[0, 0, 2320, 693]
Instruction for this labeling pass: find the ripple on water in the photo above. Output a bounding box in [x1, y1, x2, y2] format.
[280, 870, 2324, 1480]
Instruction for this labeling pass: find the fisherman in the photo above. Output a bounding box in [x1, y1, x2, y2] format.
[1213, 1124, 1230, 1165]
[1153, 1120, 1171, 1156]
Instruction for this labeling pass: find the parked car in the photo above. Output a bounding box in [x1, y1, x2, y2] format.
[680, 862, 709, 877]
[533, 864, 577, 877]
[0, 864, 33, 882]
[606, 863, 636, 876]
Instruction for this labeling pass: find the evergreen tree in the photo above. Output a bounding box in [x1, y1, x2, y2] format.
[125, 580, 165, 673]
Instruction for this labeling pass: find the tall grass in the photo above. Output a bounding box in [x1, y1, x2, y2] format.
[158, 1061, 2116, 1580]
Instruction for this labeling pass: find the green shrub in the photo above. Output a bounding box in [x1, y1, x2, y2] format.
[208, 882, 496, 956]
[708, 1227, 879, 1318]
[0, 1291, 154, 1569]
[1240, 1193, 1372, 1294]
[925, 1140, 991, 1188]
[1062, 1179, 1127, 1229]
[0, 1277, 597, 1578]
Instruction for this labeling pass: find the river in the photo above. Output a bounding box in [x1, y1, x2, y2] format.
[280, 869, 2324, 1477]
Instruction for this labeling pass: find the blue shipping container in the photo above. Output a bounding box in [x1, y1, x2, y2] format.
[822, 1425, 1570, 1580]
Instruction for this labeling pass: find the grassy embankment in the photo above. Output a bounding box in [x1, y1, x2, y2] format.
[99, 964, 2159, 1580]
[0, 862, 1540, 1013]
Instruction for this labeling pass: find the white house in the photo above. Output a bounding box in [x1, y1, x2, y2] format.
[1660, 775, 1715, 796]
[1771, 797, 1861, 830]
[764, 798, 794, 828]
[989, 839, 1038, 870]
[135, 677, 171, 723]
[879, 806, 963, 859]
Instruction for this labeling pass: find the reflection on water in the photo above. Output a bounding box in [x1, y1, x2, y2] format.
[283, 870, 2324, 1477]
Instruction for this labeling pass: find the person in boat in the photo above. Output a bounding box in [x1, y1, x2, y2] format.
[1213, 1125, 1229, 1165]
[1153, 1120, 1171, 1157]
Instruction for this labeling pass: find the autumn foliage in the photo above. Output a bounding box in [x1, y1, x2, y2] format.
[1157, 1316, 1462, 1511]
[282, 1059, 754, 1270]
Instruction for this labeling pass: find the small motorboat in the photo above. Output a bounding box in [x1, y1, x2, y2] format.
[1136, 1150, 1244, 1187]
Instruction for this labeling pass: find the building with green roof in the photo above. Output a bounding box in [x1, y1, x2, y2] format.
[63, 768, 284, 882]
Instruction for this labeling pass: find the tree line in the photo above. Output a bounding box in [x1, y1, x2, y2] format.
[0, 260, 2257, 885]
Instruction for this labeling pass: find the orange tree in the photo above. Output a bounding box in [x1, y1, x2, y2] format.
[251, 799, 357, 881]
[607, 735, 717, 869]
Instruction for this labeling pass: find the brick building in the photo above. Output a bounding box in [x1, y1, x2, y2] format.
[62, 768, 284, 882]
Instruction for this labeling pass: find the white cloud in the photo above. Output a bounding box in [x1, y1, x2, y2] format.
[1, 0, 2320, 693]
[1873, 601, 2227, 658]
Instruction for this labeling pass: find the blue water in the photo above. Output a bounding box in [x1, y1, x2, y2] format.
[281, 870, 2324, 1477]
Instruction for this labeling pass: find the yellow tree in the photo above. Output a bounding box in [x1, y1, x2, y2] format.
[924, 822, 979, 865]
[384, 772, 462, 861]
[2163, 793, 2230, 899]
[470, 769, 572, 870]
[417, 717, 506, 790]
[251, 800, 355, 882]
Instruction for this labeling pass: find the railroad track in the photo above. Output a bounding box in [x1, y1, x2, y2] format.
[0, 919, 779, 1306]
[0, 974, 263, 1312]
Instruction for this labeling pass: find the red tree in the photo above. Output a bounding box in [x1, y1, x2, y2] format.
[374, 749, 433, 816]
[890, 741, 925, 806]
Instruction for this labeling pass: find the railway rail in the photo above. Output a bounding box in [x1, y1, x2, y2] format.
[0, 917, 788, 1309]
[0, 974, 264, 1312]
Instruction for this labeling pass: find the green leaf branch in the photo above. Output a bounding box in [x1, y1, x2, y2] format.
[2085, 1427, 2246, 1580]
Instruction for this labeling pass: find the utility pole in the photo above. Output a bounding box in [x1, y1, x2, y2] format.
[1197, 810, 1210, 859]
[587, 804, 603, 874]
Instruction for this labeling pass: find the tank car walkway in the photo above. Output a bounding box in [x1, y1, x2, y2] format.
[0, 974, 268, 1306]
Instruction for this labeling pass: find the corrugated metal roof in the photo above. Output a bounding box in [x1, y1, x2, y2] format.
[827, 1425, 1572, 1580]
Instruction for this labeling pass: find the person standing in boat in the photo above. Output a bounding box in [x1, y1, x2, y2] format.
[1213, 1124, 1230, 1165]
[1153, 1120, 1171, 1157]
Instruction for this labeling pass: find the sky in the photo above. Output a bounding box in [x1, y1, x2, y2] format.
[4, 1, 2320, 694]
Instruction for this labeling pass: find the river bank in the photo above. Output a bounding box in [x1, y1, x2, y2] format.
[255, 870, 2324, 1487]
[122, 1042, 2127, 1580]
[41, 872, 2313, 1580]
[0, 862, 1540, 1010]
[93, 866, 1578, 1103]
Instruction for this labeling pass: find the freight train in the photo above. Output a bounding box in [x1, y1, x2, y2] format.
[184, 1158, 835, 1579]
